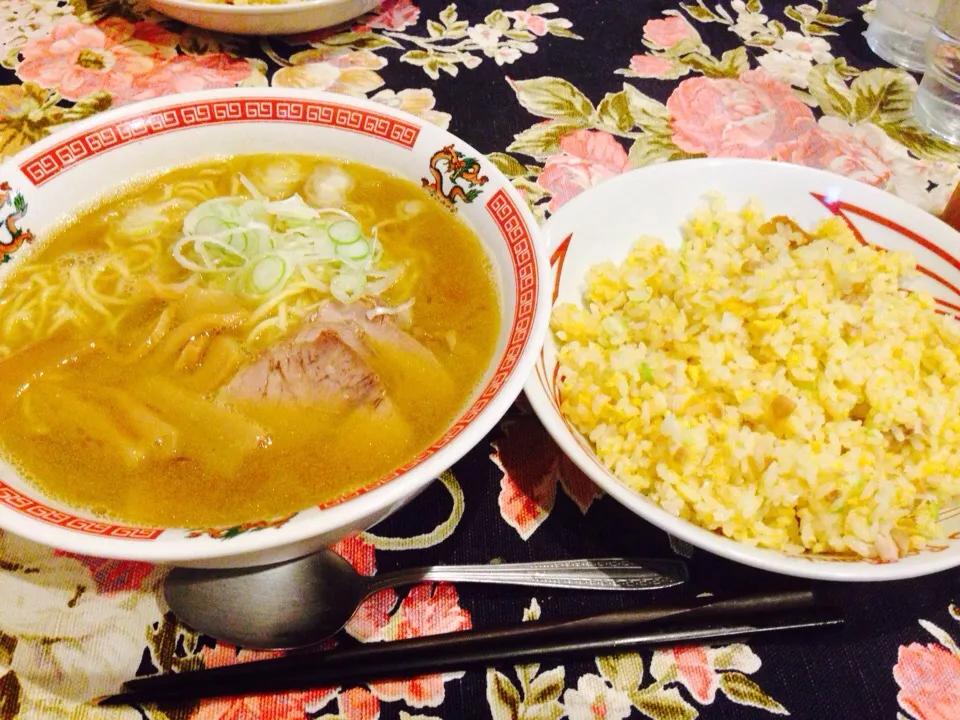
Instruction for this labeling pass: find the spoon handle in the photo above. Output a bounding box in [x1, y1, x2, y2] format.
[369, 558, 688, 592]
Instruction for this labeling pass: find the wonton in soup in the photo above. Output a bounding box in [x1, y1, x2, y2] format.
[0, 155, 500, 528]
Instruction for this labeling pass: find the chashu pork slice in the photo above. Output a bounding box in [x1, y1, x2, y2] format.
[221, 300, 452, 411]
[222, 327, 384, 407]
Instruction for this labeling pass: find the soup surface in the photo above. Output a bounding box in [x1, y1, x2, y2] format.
[0, 155, 500, 528]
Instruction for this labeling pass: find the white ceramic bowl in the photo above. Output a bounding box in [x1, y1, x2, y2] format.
[146, 0, 378, 35]
[0, 88, 550, 567]
[525, 158, 960, 582]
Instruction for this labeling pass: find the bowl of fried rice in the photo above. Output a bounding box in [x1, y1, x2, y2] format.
[525, 158, 960, 581]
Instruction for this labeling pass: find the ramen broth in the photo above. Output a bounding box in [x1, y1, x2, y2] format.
[0, 155, 500, 527]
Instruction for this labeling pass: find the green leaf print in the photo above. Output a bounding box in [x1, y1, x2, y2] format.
[487, 668, 522, 719]
[61, 91, 112, 122]
[485, 9, 510, 31]
[439, 3, 458, 26]
[597, 652, 644, 692]
[849, 68, 915, 125]
[680, 0, 729, 23]
[622, 84, 672, 134]
[630, 683, 698, 720]
[808, 63, 856, 119]
[509, 77, 595, 122]
[883, 121, 960, 162]
[488, 152, 530, 177]
[507, 119, 585, 157]
[546, 21, 583, 40]
[681, 47, 748, 78]
[719, 672, 789, 714]
[628, 135, 694, 168]
[527, 666, 565, 705]
[596, 90, 636, 134]
[324, 30, 403, 50]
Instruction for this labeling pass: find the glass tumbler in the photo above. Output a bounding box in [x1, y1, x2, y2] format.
[865, 0, 941, 72]
[913, 0, 960, 145]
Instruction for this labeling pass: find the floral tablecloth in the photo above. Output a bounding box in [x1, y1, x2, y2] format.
[2, 0, 960, 718]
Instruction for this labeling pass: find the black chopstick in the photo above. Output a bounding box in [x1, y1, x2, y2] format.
[100, 590, 841, 707]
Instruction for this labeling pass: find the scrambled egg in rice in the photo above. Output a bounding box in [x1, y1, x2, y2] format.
[551, 197, 960, 561]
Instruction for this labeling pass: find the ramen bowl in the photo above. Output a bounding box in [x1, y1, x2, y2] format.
[0, 88, 550, 568]
[526, 158, 960, 582]
[145, 0, 378, 35]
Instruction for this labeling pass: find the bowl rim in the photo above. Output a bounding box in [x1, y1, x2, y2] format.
[524, 156, 960, 582]
[0, 87, 552, 563]
[147, 0, 374, 17]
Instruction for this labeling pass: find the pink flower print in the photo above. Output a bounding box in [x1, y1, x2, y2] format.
[774, 120, 892, 187]
[643, 15, 698, 48]
[493, 410, 601, 539]
[367, 583, 472, 706]
[666, 69, 815, 158]
[394, 583, 472, 640]
[894, 643, 960, 720]
[507, 10, 549, 36]
[332, 533, 377, 575]
[673, 645, 719, 703]
[357, 0, 420, 31]
[346, 588, 399, 642]
[339, 686, 381, 720]
[371, 673, 452, 708]
[130, 54, 251, 102]
[497, 454, 558, 540]
[629, 54, 676, 78]
[17, 18, 177, 105]
[537, 129, 629, 213]
[55, 551, 155, 593]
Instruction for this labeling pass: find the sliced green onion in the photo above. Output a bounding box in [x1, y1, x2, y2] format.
[246, 255, 288, 295]
[329, 220, 362, 245]
[195, 216, 231, 236]
[641, 362, 653, 382]
[337, 238, 370, 261]
[174, 178, 402, 310]
[226, 228, 249, 253]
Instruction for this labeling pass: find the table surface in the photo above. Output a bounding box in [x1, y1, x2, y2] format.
[2, 0, 960, 718]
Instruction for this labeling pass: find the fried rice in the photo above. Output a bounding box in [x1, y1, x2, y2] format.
[551, 196, 960, 561]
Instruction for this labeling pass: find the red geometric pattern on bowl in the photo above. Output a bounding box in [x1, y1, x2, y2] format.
[318, 188, 538, 510]
[19, 98, 421, 186]
[0, 479, 162, 540]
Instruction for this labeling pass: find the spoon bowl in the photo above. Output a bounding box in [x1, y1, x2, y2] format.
[165, 550, 368, 649]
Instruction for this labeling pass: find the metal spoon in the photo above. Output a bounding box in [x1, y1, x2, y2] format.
[164, 550, 688, 649]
